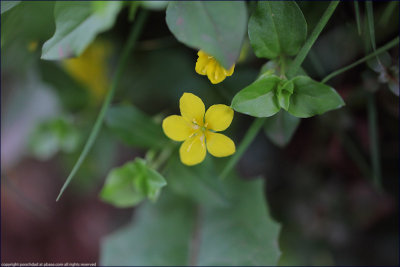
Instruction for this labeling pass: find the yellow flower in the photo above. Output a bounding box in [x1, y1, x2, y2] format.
[63, 41, 110, 103]
[162, 93, 236, 166]
[195, 50, 235, 84]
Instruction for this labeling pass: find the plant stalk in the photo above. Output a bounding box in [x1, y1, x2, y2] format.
[56, 10, 149, 201]
[321, 37, 399, 83]
[287, 1, 340, 78]
[220, 118, 266, 180]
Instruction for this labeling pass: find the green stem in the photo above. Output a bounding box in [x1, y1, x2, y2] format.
[219, 118, 266, 180]
[367, 93, 382, 191]
[321, 37, 399, 83]
[366, 1, 377, 51]
[378, 1, 398, 27]
[287, 1, 339, 78]
[56, 11, 149, 201]
[151, 145, 174, 171]
[354, 1, 362, 35]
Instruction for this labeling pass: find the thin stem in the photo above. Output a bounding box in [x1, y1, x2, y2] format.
[219, 118, 266, 180]
[151, 145, 174, 171]
[378, 1, 398, 27]
[367, 93, 382, 191]
[287, 1, 339, 78]
[354, 1, 362, 35]
[321, 37, 399, 83]
[56, 11, 149, 201]
[366, 1, 377, 51]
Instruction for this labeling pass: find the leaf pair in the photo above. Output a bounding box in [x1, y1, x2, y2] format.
[100, 158, 167, 208]
[232, 74, 344, 118]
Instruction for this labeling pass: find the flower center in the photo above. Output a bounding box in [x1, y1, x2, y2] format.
[190, 121, 209, 138]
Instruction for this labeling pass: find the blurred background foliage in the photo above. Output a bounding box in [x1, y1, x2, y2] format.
[1, 1, 399, 266]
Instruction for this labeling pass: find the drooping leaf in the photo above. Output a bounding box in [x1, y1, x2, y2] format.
[288, 76, 345, 118]
[100, 174, 281, 265]
[41, 1, 122, 60]
[1, 1, 20, 14]
[248, 1, 307, 59]
[231, 74, 281, 117]
[100, 158, 167, 208]
[264, 110, 300, 147]
[166, 1, 247, 69]
[105, 104, 169, 150]
[1, 1, 55, 50]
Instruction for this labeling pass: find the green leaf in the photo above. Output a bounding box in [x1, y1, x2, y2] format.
[288, 76, 345, 118]
[231, 74, 281, 117]
[248, 1, 307, 59]
[165, 155, 229, 207]
[100, 158, 167, 208]
[1, 1, 20, 14]
[141, 0, 168, 11]
[29, 117, 81, 160]
[264, 110, 300, 147]
[166, 1, 247, 69]
[100, 175, 281, 265]
[277, 80, 294, 110]
[1, 1, 55, 49]
[41, 1, 122, 60]
[105, 104, 168, 150]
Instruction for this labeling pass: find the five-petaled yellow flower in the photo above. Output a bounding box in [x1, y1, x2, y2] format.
[162, 93, 236, 166]
[195, 50, 235, 84]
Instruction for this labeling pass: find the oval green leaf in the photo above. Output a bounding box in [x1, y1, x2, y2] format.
[248, 1, 307, 59]
[166, 1, 247, 69]
[100, 158, 167, 208]
[264, 110, 300, 147]
[231, 74, 281, 117]
[41, 1, 122, 60]
[288, 76, 345, 118]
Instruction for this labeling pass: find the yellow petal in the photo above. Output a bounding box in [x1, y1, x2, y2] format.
[162, 115, 192, 141]
[205, 104, 234, 132]
[180, 93, 205, 125]
[195, 50, 210, 75]
[205, 132, 235, 157]
[224, 64, 235, 76]
[212, 64, 227, 84]
[179, 134, 207, 166]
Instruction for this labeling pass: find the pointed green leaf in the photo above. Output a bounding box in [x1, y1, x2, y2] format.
[41, 1, 122, 60]
[277, 80, 294, 110]
[100, 175, 280, 265]
[288, 76, 345, 118]
[166, 1, 247, 69]
[231, 74, 281, 117]
[248, 1, 307, 59]
[100, 158, 167, 208]
[264, 110, 300, 147]
[105, 104, 168, 150]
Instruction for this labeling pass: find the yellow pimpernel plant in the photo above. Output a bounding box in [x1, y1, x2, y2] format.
[195, 50, 235, 84]
[162, 93, 236, 166]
